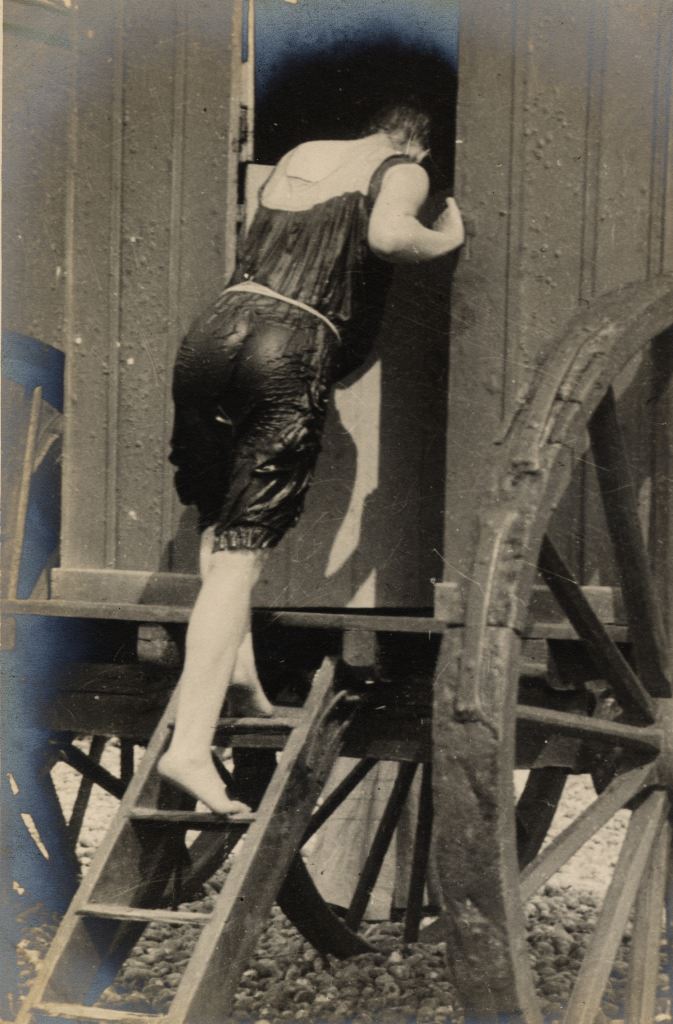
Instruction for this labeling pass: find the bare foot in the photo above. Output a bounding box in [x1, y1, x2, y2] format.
[157, 751, 252, 816]
[226, 682, 274, 718]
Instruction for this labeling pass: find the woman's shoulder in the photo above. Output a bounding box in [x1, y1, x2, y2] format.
[262, 137, 401, 211]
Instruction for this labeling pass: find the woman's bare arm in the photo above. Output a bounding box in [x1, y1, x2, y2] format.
[367, 163, 465, 263]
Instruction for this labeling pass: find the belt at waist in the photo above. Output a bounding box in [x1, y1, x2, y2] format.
[223, 282, 341, 342]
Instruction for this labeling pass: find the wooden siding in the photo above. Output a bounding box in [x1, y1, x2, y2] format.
[3, 1, 72, 349]
[255, 253, 450, 611]
[11, 0, 670, 610]
[59, 0, 243, 574]
[444, 0, 673, 582]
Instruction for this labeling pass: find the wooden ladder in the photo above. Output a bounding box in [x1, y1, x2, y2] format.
[17, 657, 352, 1024]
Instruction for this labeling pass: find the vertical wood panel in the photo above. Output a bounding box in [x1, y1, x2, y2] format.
[169, 0, 243, 573]
[442, 0, 517, 578]
[649, 332, 673, 641]
[61, 1, 121, 569]
[515, 0, 592, 378]
[116, 0, 178, 569]
[445, 0, 671, 587]
[61, 0, 242, 574]
[646, 1, 673, 276]
[255, 259, 448, 610]
[3, 5, 71, 348]
[660, 9, 673, 273]
[594, 0, 660, 293]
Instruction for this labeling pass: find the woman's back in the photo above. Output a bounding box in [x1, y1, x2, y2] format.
[234, 136, 412, 326]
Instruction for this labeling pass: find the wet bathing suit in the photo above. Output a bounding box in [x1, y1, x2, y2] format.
[169, 137, 414, 551]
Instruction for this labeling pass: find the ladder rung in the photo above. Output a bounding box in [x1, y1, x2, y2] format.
[77, 902, 211, 924]
[216, 715, 299, 733]
[35, 1003, 159, 1022]
[129, 808, 255, 827]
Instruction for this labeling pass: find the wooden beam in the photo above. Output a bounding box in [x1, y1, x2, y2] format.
[561, 790, 668, 1024]
[519, 762, 654, 901]
[539, 535, 656, 722]
[589, 386, 671, 696]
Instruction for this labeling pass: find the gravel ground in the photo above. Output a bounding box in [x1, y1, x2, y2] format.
[12, 741, 672, 1023]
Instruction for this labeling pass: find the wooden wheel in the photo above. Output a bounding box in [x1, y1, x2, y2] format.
[433, 281, 673, 1023]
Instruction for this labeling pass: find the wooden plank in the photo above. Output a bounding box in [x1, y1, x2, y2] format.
[52, 568, 199, 605]
[2, 597, 447, 633]
[2, 597, 191, 623]
[3, 4, 71, 347]
[167, 658, 348, 1022]
[129, 808, 253, 829]
[561, 790, 668, 1024]
[403, 762, 434, 944]
[15, 692, 186, 1019]
[67, 737, 108, 847]
[52, 570, 630, 629]
[664, 11, 673, 273]
[53, 742, 126, 801]
[6, 386, 42, 598]
[625, 814, 671, 1022]
[116, 0, 179, 571]
[169, 0, 243, 573]
[441, 0, 518, 577]
[594, 0, 662, 293]
[589, 386, 671, 696]
[578, 0, 608, 302]
[55, 663, 179, 696]
[515, 767, 567, 870]
[515, 0, 593, 392]
[650, 332, 673, 650]
[539, 536, 656, 722]
[521, 622, 629, 642]
[78, 903, 210, 925]
[36, 1004, 156, 1023]
[435, 581, 626, 626]
[301, 759, 378, 844]
[516, 705, 662, 753]
[61, 0, 121, 569]
[344, 762, 417, 932]
[519, 761, 654, 902]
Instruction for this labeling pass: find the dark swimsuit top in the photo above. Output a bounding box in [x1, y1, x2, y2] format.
[230, 149, 416, 374]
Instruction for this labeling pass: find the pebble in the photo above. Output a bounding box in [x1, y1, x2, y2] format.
[10, 752, 672, 1024]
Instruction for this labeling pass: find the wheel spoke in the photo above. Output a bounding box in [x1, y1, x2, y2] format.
[516, 705, 662, 754]
[588, 386, 671, 697]
[403, 763, 434, 943]
[625, 812, 671, 1022]
[67, 737, 107, 847]
[344, 762, 417, 932]
[55, 740, 126, 799]
[120, 740, 135, 787]
[561, 789, 668, 1024]
[520, 762, 655, 902]
[516, 767, 567, 870]
[302, 758, 378, 845]
[539, 536, 656, 723]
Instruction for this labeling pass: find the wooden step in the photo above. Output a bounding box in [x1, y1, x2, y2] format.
[214, 713, 301, 732]
[77, 903, 210, 924]
[35, 1003, 158, 1022]
[129, 807, 255, 828]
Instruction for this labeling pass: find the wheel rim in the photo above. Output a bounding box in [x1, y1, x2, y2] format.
[433, 289, 673, 1023]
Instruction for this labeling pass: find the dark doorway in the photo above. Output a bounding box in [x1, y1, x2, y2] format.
[249, 0, 458, 611]
[252, 0, 458, 188]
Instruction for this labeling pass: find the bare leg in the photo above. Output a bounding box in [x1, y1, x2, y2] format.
[201, 528, 272, 711]
[200, 527, 273, 716]
[158, 543, 266, 813]
[228, 624, 274, 716]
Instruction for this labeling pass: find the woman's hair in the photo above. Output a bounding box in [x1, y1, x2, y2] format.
[362, 103, 431, 150]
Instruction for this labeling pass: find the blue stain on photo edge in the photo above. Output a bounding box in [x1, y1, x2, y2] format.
[252, 0, 459, 96]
